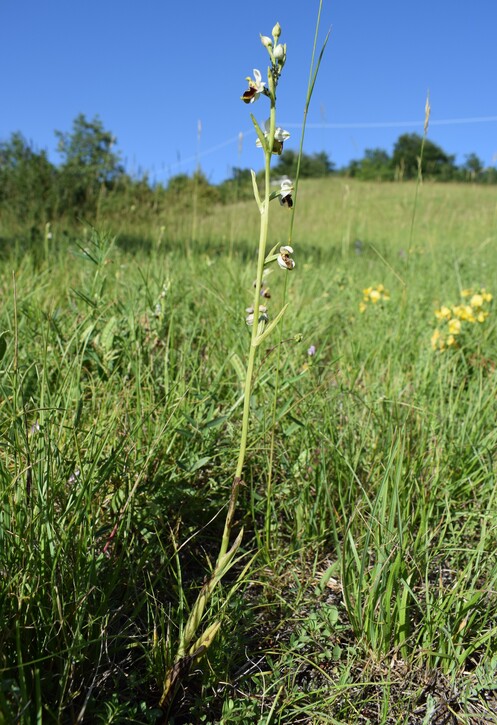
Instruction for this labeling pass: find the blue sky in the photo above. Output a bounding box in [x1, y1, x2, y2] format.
[2, 1, 497, 184]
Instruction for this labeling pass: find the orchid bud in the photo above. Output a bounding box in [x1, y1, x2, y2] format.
[273, 44, 285, 61]
[260, 34, 272, 49]
[272, 22, 281, 41]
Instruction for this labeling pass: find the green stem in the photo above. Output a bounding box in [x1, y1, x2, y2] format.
[219, 96, 276, 560]
[264, 272, 288, 552]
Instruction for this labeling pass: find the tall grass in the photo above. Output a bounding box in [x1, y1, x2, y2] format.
[1, 176, 497, 722]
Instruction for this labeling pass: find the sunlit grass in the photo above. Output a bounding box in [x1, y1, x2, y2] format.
[1, 177, 497, 722]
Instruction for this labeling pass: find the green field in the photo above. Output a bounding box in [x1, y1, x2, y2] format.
[1, 177, 497, 723]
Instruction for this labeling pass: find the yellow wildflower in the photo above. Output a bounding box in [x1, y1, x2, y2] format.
[435, 306, 451, 321]
[448, 318, 462, 335]
[470, 293, 484, 309]
[452, 304, 475, 322]
[431, 329, 443, 350]
[361, 284, 390, 308]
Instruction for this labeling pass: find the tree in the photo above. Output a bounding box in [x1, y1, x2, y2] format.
[481, 166, 497, 184]
[273, 149, 334, 178]
[165, 169, 220, 209]
[218, 167, 254, 203]
[463, 153, 483, 180]
[392, 133, 457, 180]
[346, 148, 393, 181]
[0, 132, 57, 220]
[55, 114, 124, 214]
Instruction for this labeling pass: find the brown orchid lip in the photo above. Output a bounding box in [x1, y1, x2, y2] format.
[278, 253, 295, 270]
[241, 88, 257, 104]
[280, 195, 293, 208]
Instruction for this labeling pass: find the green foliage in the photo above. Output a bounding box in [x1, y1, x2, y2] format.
[166, 169, 220, 209]
[0, 132, 58, 221]
[392, 132, 457, 180]
[348, 147, 393, 181]
[343, 136, 497, 184]
[1, 180, 497, 721]
[2, 116, 497, 241]
[217, 167, 255, 203]
[55, 113, 125, 216]
[464, 152, 484, 175]
[273, 148, 334, 178]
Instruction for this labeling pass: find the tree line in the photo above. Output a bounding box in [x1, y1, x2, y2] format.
[1, 114, 496, 227]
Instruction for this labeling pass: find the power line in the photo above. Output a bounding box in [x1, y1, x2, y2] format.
[159, 114, 497, 176]
[284, 115, 497, 129]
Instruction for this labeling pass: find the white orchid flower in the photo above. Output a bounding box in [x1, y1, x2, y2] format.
[277, 245, 295, 270]
[245, 305, 268, 326]
[241, 69, 267, 104]
[255, 119, 290, 155]
[278, 177, 293, 207]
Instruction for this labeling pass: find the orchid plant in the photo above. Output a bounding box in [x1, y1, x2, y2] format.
[160, 22, 303, 712]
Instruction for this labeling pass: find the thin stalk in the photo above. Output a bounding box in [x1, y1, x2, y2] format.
[265, 2, 328, 549]
[219, 98, 276, 560]
[161, 97, 277, 711]
[402, 92, 430, 322]
[289, 1, 329, 228]
[407, 92, 431, 261]
[264, 272, 288, 552]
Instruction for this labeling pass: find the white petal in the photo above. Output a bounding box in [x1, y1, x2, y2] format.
[274, 127, 290, 142]
[280, 179, 293, 196]
[277, 254, 295, 270]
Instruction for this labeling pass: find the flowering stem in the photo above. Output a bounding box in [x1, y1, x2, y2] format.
[219, 95, 276, 560]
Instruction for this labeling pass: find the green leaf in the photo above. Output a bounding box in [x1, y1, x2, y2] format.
[229, 353, 246, 383]
[250, 170, 262, 213]
[100, 316, 117, 351]
[264, 242, 280, 264]
[253, 304, 288, 347]
[202, 416, 227, 430]
[189, 456, 211, 472]
[250, 114, 267, 152]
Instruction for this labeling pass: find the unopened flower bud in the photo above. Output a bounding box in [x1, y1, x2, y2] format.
[272, 22, 281, 40]
[273, 44, 285, 61]
[260, 34, 272, 49]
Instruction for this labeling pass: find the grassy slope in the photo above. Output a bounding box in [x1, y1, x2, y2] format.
[1, 178, 497, 723]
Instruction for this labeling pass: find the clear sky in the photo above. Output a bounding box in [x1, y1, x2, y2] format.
[2, 1, 497, 184]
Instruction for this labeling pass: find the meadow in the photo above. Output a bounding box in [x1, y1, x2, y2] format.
[1, 177, 497, 723]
